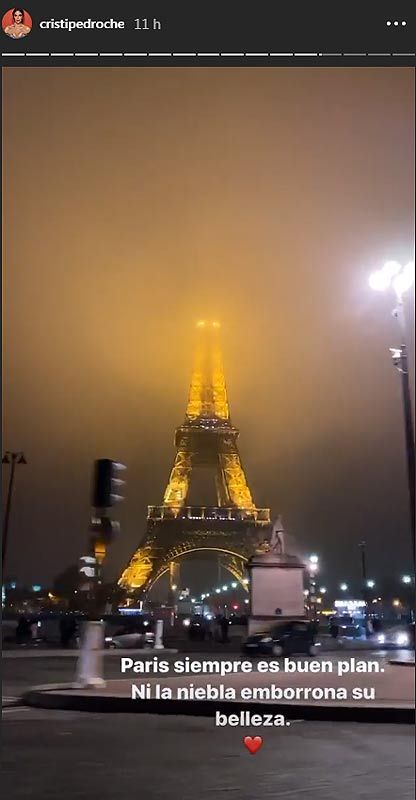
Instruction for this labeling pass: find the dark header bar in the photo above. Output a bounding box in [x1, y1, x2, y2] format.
[1, 0, 415, 66]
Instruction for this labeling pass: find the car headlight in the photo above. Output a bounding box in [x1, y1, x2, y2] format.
[395, 632, 409, 646]
[105, 637, 112, 642]
[377, 634, 385, 644]
[260, 636, 272, 643]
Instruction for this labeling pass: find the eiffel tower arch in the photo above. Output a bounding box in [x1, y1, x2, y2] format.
[119, 321, 271, 595]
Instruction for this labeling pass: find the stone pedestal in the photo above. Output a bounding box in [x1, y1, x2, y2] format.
[247, 551, 305, 635]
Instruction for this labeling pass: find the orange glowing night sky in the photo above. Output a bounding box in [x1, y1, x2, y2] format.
[3, 67, 414, 588]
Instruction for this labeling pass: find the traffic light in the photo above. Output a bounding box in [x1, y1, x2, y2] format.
[92, 459, 126, 509]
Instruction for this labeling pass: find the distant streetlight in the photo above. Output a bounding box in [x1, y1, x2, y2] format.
[366, 579, 375, 589]
[231, 582, 238, 589]
[319, 587, 327, 594]
[369, 260, 415, 571]
[2, 451, 27, 569]
[401, 575, 412, 585]
[222, 585, 228, 591]
[340, 583, 348, 592]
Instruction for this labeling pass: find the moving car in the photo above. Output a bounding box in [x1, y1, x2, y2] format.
[328, 615, 362, 638]
[372, 623, 414, 649]
[105, 622, 155, 649]
[187, 616, 213, 641]
[242, 619, 319, 657]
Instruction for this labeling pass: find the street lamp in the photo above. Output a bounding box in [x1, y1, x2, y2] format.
[340, 583, 348, 592]
[369, 260, 415, 570]
[366, 580, 375, 589]
[2, 451, 27, 569]
[307, 555, 319, 621]
[400, 575, 414, 622]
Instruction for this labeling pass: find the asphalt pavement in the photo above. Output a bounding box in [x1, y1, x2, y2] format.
[3, 648, 411, 702]
[2, 709, 414, 800]
[2, 650, 414, 799]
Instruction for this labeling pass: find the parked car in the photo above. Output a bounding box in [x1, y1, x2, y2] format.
[242, 620, 319, 657]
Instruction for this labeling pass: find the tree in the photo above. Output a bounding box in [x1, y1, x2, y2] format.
[52, 564, 80, 598]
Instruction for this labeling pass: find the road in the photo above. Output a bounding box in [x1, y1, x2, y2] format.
[2, 648, 412, 702]
[2, 708, 413, 799]
[2, 650, 414, 799]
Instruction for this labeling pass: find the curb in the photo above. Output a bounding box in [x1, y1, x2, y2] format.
[22, 688, 414, 724]
[2, 648, 179, 659]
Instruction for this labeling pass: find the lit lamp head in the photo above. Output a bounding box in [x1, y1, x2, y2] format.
[369, 261, 414, 302]
[308, 554, 319, 574]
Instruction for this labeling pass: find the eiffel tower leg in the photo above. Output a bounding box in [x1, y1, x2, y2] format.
[163, 450, 192, 508]
[169, 561, 180, 590]
[219, 452, 255, 510]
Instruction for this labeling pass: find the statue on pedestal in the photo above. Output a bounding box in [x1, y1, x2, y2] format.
[270, 515, 285, 555]
[258, 515, 285, 555]
[248, 515, 306, 632]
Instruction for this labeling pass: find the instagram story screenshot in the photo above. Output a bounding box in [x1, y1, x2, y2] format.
[1, 2, 415, 799]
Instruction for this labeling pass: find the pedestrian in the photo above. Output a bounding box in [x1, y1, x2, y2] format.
[329, 620, 339, 639]
[30, 620, 38, 640]
[207, 617, 214, 641]
[66, 617, 77, 648]
[60, 617, 71, 648]
[16, 616, 31, 644]
[220, 615, 229, 643]
[372, 617, 382, 633]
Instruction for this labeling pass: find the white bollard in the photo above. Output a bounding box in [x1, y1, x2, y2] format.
[75, 620, 106, 688]
[154, 619, 164, 650]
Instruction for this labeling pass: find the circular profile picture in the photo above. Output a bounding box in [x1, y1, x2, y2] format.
[2, 8, 32, 39]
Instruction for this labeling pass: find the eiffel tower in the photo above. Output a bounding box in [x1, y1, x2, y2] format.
[119, 321, 271, 594]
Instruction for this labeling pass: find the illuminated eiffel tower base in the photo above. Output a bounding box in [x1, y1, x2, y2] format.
[119, 321, 271, 595]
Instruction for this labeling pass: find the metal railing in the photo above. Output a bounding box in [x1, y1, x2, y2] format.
[147, 505, 270, 523]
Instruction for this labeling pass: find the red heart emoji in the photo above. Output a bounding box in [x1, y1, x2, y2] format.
[243, 735, 263, 754]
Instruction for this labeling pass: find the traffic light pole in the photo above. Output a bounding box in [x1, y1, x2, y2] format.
[88, 459, 126, 616]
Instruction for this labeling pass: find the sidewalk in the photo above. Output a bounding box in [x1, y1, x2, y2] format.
[23, 661, 414, 723]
